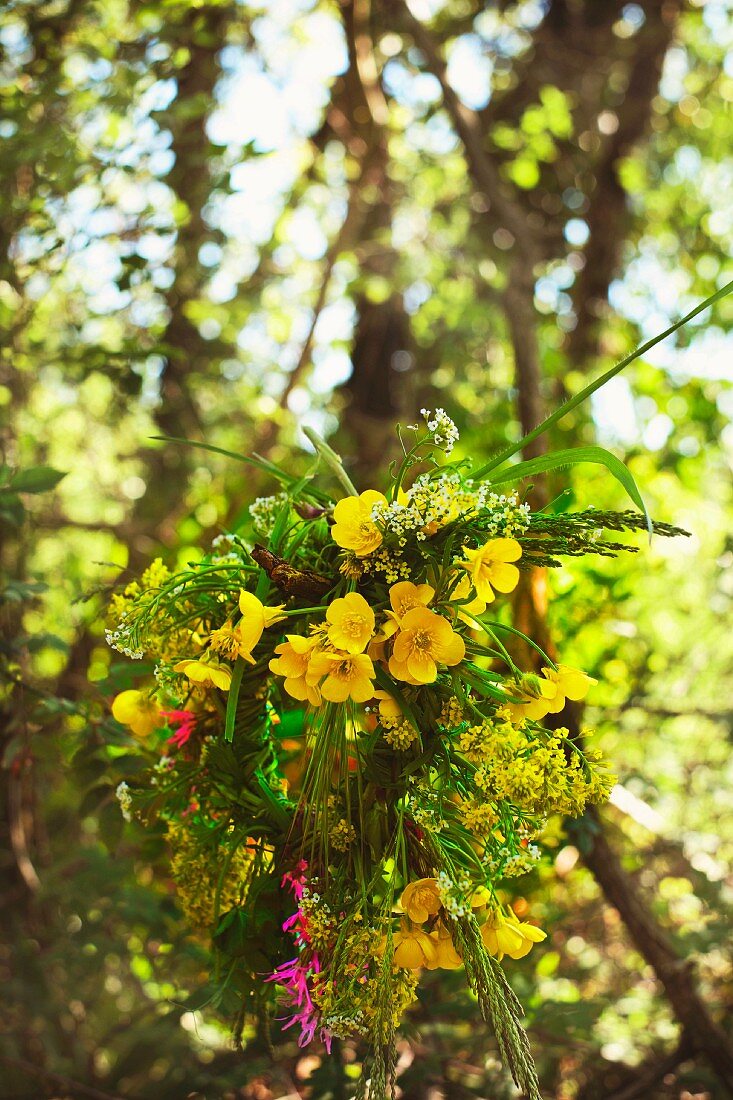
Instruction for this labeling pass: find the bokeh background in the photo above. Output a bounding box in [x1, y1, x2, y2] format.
[1, 1, 732, 1097]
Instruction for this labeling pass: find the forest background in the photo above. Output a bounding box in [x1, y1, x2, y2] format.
[1, 1, 732, 1098]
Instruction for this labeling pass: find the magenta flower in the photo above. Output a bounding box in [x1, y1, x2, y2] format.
[266, 953, 332, 1053]
[161, 709, 197, 749]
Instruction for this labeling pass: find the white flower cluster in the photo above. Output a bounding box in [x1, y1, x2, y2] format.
[323, 1011, 368, 1038]
[487, 843, 541, 878]
[371, 473, 491, 546]
[209, 533, 241, 563]
[249, 492, 289, 537]
[364, 546, 412, 583]
[151, 756, 175, 786]
[481, 493, 531, 538]
[116, 781, 133, 822]
[421, 407, 459, 454]
[436, 870, 472, 919]
[405, 777, 447, 831]
[105, 620, 144, 660]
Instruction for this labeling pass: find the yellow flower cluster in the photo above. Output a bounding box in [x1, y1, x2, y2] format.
[298, 890, 337, 952]
[374, 689, 419, 750]
[458, 796, 499, 836]
[384, 877, 546, 971]
[269, 591, 377, 704]
[313, 928, 419, 1040]
[330, 818, 357, 851]
[440, 696, 465, 729]
[107, 557, 171, 626]
[167, 823, 253, 933]
[463, 717, 614, 817]
[380, 878, 463, 971]
[270, 581, 467, 706]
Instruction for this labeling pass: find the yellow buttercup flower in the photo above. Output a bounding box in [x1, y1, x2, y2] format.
[373, 688, 402, 723]
[235, 590, 286, 662]
[307, 650, 375, 703]
[378, 580, 435, 640]
[481, 910, 546, 961]
[503, 665, 596, 721]
[389, 606, 465, 685]
[426, 922, 463, 970]
[458, 537, 522, 605]
[503, 674, 557, 722]
[326, 592, 375, 654]
[505, 918, 547, 958]
[331, 490, 387, 556]
[389, 580, 434, 620]
[174, 658, 232, 691]
[269, 635, 321, 706]
[400, 877, 442, 923]
[208, 621, 244, 661]
[391, 918, 438, 970]
[540, 664, 597, 713]
[111, 690, 160, 738]
[450, 573, 488, 623]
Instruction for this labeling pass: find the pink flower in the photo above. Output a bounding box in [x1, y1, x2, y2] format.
[266, 954, 332, 1054]
[162, 709, 197, 749]
[281, 859, 308, 900]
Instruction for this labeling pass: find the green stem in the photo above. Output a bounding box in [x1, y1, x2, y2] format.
[302, 427, 358, 497]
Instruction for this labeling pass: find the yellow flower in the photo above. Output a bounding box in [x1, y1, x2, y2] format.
[111, 690, 160, 738]
[481, 910, 546, 961]
[174, 658, 232, 691]
[269, 635, 321, 706]
[307, 650, 375, 703]
[400, 877, 442, 923]
[235, 590, 286, 662]
[458, 538, 522, 605]
[503, 674, 558, 722]
[539, 664, 597, 713]
[505, 918, 547, 959]
[391, 918, 438, 969]
[425, 922, 463, 970]
[326, 592, 375, 654]
[450, 573, 488, 622]
[378, 580, 435, 640]
[208, 621, 243, 661]
[373, 688, 402, 723]
[503, 665, 596, 722]
[389, 606, 465, 685]
[331, 490, 387, 556]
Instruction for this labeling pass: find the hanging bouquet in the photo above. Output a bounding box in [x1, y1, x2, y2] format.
[105, 291, 729, 1097]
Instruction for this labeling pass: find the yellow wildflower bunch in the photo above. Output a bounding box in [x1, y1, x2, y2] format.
[105, 411, 675, 1091]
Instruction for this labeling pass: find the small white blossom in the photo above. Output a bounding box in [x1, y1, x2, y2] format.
[115, 782, 133, 822]
[421, 408, 459, 454]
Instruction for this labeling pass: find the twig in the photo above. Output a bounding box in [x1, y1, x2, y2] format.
[401, 6, 538, 266]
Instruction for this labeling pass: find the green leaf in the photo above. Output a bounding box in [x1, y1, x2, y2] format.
[489, 445, 652, 535]
[7, 466, 67, 493]
[224, 657, 245, 743]
[150, 435, 297, 486]
[473, 279, 733, 480]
